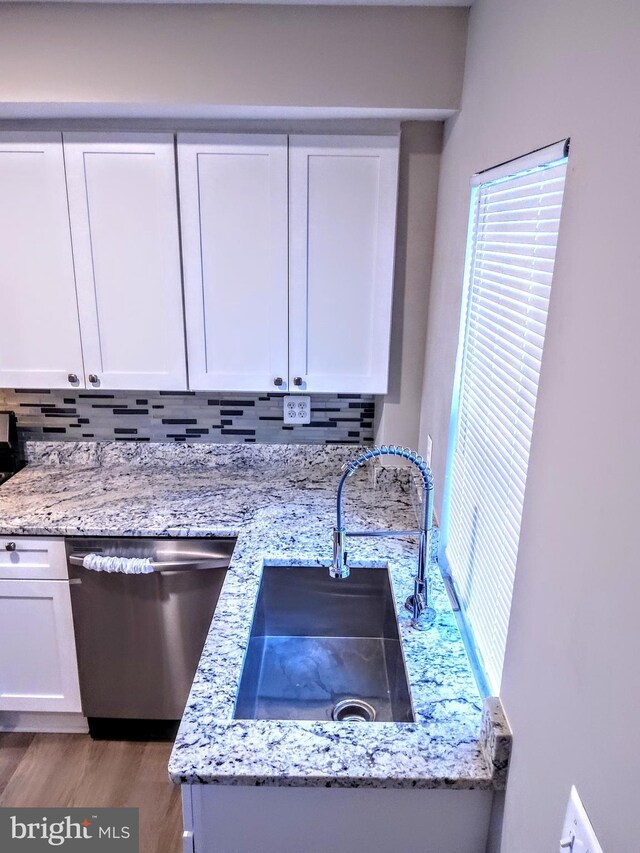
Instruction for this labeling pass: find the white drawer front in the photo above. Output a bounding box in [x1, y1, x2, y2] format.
[0, 538, 68, 580]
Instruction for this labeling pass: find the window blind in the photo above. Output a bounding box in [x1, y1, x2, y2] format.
[443, 141, 568, 694]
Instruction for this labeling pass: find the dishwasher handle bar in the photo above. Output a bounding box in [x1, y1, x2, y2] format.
[68, 554, 229, 573]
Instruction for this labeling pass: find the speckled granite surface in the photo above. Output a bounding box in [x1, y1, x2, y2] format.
[0, 442, 510, 789]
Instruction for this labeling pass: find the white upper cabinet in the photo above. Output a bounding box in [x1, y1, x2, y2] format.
[1, 131, 399, 395]
[289, 135, 400, 394]
[64, 133, 187, 391]
[0, 133, 84, 389]
[178, 133, 400, 394]
[178, 134, 289, 392]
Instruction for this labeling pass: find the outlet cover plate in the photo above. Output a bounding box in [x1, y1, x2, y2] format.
[560, 786, 603, 853]
[284, 395, 311, 425]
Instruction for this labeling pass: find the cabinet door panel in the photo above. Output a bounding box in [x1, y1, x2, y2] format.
[0, 579, 81, 713]
[64, 133, 187, 390]
[178, 134, 288, 392]
[289, 136, 399, 394]
[0, 133, 84, 389]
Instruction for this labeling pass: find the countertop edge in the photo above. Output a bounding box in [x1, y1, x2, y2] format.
[167, 770, 497, 790]
[480, 696, 513, 791]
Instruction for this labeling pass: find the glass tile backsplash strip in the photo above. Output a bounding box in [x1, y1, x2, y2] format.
[0, 390, 375, 445]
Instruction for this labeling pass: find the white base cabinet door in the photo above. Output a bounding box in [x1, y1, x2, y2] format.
[64, 133, 187, 391]
[0, 579, 81, 713]
[0, 133, 85, 390]
[289, 135, 400, 394]
[178, 134, 289, 393]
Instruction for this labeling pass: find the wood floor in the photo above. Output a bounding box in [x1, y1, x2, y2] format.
[0, 732, 182, 853]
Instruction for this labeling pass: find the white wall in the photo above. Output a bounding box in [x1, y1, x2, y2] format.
[376, 121, 442, 449]
[419, 0, 640, 850]
[0, 4, 452, 445]
[0, 4, 467, 114]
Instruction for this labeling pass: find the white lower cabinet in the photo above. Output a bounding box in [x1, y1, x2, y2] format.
[0, 538, 81, 714]
[182, 784, 493, 853]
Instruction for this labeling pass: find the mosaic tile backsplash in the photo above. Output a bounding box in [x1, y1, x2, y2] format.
[0, 389, 375, 445]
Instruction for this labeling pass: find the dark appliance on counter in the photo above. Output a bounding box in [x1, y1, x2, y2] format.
[0, 411, 24, 486]
[66, 536, 236, 741]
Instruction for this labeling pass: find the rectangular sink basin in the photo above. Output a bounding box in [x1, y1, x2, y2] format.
[234, 565, 414, 723]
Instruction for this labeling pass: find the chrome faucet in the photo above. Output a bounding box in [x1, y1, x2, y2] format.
[331, 445, 435, 624]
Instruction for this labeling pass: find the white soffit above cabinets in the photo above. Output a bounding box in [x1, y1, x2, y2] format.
[0, 105, 455, 121]
[5, 1, 474, 5]
[0, 3, 468, 120]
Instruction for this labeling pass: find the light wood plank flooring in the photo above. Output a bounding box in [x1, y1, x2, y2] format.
[0, 733, 181, 853]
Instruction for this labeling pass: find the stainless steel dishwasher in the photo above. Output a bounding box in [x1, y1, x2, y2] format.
[66, 536, 235, 739]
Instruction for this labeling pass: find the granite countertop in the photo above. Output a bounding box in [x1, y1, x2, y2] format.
[0, 441, 510, 790]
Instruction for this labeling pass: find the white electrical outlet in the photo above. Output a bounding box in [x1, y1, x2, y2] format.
[283, 395, 311, 425]
[559, 786, 603, 853]
[426, 434, 433, 469]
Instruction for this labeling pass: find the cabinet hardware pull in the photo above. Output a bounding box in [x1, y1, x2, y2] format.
[68, 373, 78, 384]
[88, 374, 99, 384]
[5, 542, 16, 552]
[273, 377, 283, 387]
[294, 377, 303, 386]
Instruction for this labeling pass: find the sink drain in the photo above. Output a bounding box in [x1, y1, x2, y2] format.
[331, 698, 377, 722]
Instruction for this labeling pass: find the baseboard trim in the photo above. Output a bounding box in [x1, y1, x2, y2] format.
[0, 711, 89, 734]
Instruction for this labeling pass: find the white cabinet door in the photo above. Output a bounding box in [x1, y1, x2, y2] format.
[0, 579, 81, 713]
[289, 136, 400, 394]
[0, 133, 84, 389]
[178, 134, 289, 392]
[64, 133, 187, 391]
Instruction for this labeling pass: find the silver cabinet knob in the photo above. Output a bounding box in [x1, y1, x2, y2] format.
[273, 377, 283, 387]
[68, 373, 78, 384]
[293, 377, 303, 386]
[88, 374, 99, 384]
[5, 542, 16, 552]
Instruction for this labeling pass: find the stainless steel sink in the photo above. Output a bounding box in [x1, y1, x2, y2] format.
[234, 565, 414, 723]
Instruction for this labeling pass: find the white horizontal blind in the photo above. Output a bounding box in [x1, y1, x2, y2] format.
[444, 144, 568, 693]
